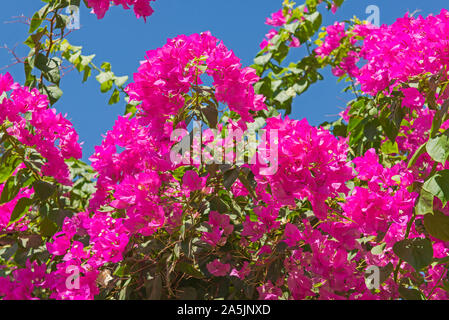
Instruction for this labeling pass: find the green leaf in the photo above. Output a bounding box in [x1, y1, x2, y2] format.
[37, 3, 50, 19]
[416, 189, 434, 216]
[426, 131, 449, 163]
[96, 71, 114, 93]
[82, 66, 92, 83]
[35, 54, 61, 85]
[393, 238, 433, 272]
[101, 62, 111, 72]
[272, 42, 290, 64]
[363, 119, 381, 142]
[0, 155, 20, 184]
[33, 180, 56, 201]
[67, 50, 81, 64]
[201, 104, 218, 129]
[254, 53, 272, 66]
[145, 274, 162, 300]
[398, 286, 425, 300]
[175, 262, 205, 279]
[172, 166, 189, 182]
[267, 259, 282, 282]
[108, 89, 120, 105]
[348, 118, 365, 145]
[96, 71, 114, 84]
[70, 0, 81, 7]
[29, 12, 43, 33]
[77, 54, 95, 72]
[114, 265, 127, 277]
[46, 61, 62, 84]
[379, 101, 404, 142]
[43, 85, 63, 105]
[210, 196, 230, 214]
[39, 217, 58, 237]
[371, 243, 386, 255]
[274, 89, 295, 104]
[254, 77, 272, 97]
[0, 175, 22, 204]
[9, 197, 33, 225]
[55, 14, 69, 29]
[100, 80, 113, 93]
[422, 170, 449, 206]
[24, 27, 47, 50]
[424, 211, 449, 241]
[381, 140, 399, 155]
[269, 34, 283, 51]
[292, 79, 308, 95]
[334, 0, 344, 6]
[114, 75, 128, 88]
[125, 103, 137, 117]
[304, 11, 322, 32]
[285, 21, 300, 34]
[379, 262, 394, 284]
[0, 165, 14, 185]
[332, 118, 347, 137]
[223, 167, 240, 190]
[118, 278, 132, 300]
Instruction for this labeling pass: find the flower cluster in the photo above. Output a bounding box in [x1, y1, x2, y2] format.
[3, 5, 449, 300]
[355, 10, 449, 95]
[252, 116, 354, 219]
[0, 260, 48, 300]
[315, 22, 346, 59]
[126, 32, 266, 133]
[86, 0, 156, 20]
[260, 8, 300, 50]
[313, 9, 449, 300]
[0, 183, 32, 233]
[283, 221, 374, 300]
[260, 1, 341, 50]
[89, 115, 176, 236]
[0, 73, 82, 185]
[316, 10, 449, 96]
[342, 149, 417, 235]
[201, 211, 234, 247]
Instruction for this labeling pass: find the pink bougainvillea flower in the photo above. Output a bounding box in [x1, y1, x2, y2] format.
[206, 259, 231, 277]
[315, 22, 346, 58]
[401, 87, 425, 109]
[259, 29, 279, 49]
[284, 223, 302, 247]
[230, 261, 251, 280]
[257, 281, 282, 300]
[126, 32, 266, 134]
[87, 0, 156, 20]
[182, 170, 203, 191]
[331, 3, 338, 14]
[252, 115, 354, 219]
[265, 9, 286, 26]
[0, 74, 82, 185]
[0, 72, 14, 93]
[201, 211, 234, 246]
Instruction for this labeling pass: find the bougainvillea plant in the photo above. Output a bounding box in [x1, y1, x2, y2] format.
[1, 0, 449, 300]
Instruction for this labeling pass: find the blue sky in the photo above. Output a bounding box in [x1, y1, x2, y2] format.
[0, 0, 448, 162]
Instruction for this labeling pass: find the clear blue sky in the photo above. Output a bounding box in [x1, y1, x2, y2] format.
[0, 0, 448, 162]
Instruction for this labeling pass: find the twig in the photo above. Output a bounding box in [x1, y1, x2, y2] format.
[0, 44, 26, 70]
